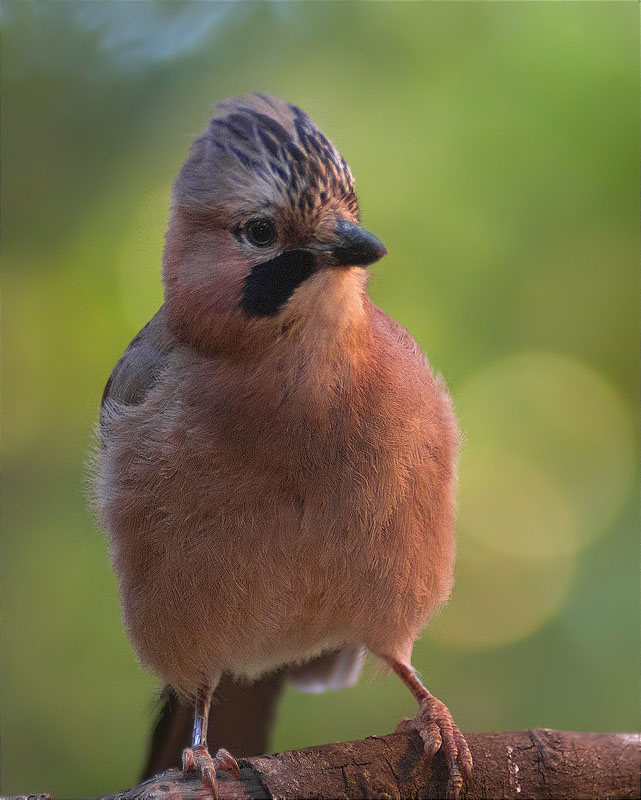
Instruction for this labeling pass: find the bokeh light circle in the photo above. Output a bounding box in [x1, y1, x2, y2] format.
[430, 540, 575, 649]
[459, 447, 580, 559]
[457, 351, 635, 559]
[431, 351, 635, 649]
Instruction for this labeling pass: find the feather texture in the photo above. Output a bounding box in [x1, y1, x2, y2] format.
[93, 94, 458, 726]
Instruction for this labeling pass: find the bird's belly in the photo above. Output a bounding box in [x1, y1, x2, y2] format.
[112, 498, 393, 692]
[118, 538, 364, 692]
[100, 417, 453, 694]
[226, 632, 350, 683]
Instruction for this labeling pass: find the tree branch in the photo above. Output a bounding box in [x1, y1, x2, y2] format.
[90, 729, 640, 800]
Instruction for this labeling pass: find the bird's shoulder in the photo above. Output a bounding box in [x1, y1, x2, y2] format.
[369, 302, 430, 368]
[368, 301, 455, 415]
[100, 305, 175, 424]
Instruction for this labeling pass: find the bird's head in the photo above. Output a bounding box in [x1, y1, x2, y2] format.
[163, 94, 386, 357]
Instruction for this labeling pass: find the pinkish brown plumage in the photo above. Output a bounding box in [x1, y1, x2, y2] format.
[94, 94, 471, 798]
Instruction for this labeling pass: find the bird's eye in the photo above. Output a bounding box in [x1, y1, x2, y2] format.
[246, 218, 277, 247]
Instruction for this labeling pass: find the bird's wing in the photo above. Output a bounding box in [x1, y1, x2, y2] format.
[286, 645, 365, 694]
[100, 305, 175, 428]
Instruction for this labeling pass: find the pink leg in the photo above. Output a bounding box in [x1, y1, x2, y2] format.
[182, 684, 241, 798]
[389, 660, 472, 800]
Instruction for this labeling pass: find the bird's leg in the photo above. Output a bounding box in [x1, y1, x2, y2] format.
[389, 659, 472, 800]
[182, 684, 241, 798]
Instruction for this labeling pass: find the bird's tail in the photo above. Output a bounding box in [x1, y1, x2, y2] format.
[286, 645, 365, 694]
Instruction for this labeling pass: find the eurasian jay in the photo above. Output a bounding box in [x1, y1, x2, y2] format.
[94, 94, 471, 799]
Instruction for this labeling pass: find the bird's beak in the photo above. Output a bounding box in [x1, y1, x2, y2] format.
[306, 219, 387, 267]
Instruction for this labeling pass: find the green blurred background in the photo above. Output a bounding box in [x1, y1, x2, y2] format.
[2, 2, 639, 797]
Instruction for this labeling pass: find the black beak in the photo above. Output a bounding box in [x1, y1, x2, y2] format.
[307, 219, 387, 267]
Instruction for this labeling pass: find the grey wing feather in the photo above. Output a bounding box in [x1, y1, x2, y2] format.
[100, 305, 174, 429]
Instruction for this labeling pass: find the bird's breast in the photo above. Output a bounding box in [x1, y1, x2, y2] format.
[99, 328, 457, 691]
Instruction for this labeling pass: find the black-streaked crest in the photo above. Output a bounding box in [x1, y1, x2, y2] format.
[176, 94, 359, 219]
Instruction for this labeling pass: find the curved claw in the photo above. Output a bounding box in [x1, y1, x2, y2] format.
[214, 747, 242, 780]
[397, 696, 472, 800]
[182, 744, 219, 798]
[181, 744, 241, 798]
[455, 728, 473, 782]
[182, 746, 195, 775]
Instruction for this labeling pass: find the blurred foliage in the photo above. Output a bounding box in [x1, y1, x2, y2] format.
[2, 2, 639, 797]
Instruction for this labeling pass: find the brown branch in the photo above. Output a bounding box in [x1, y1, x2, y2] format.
[87, 729, 639, 800]
[8, 730, 639, 800]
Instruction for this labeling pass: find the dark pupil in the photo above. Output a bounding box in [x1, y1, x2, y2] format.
[248, 219, 275, 246]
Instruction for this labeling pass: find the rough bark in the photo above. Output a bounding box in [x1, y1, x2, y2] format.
[49, 729, 638, 800]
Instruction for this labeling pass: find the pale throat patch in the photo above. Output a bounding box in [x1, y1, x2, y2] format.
[282, 267, 368, 333]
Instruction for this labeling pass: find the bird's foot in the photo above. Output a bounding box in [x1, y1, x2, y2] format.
[396, 694, 472, 800]
[182, 744, 241, 798]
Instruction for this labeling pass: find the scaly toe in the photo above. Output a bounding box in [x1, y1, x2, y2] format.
[418, 719, 444, 760]
[181, 746, 195, 775]
[214, 747, 241, 780]
[182, 744, 220, 798]
[397, 696, 471, 800]
[446, 769, 464, 800]
[455, 729, 473, 782]
[395, 716, 412, 734]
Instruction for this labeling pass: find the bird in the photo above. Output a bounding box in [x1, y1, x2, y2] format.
[93, 93, 471, 799]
